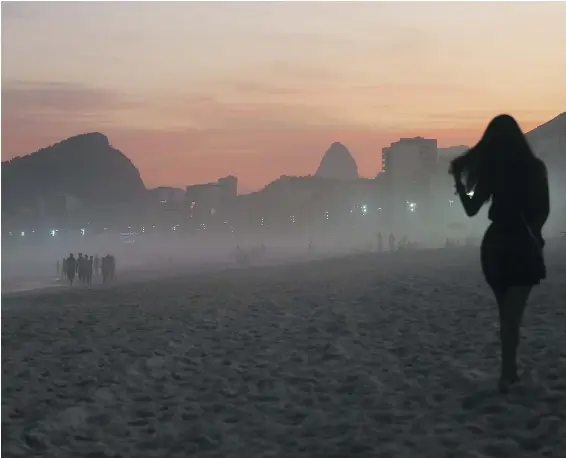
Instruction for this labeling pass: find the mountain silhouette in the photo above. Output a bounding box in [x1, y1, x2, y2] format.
[526, 112, 566, 142]
[2, 132, 146, 215]
[315, 142, 359, 180]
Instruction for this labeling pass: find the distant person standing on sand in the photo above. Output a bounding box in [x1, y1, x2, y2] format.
[389, 233, 395, 252]
[94, 255, 100, 276]
[77, 253, 83, 283]
[308, 240, 314, 254]
[66, 254, 77, 286]
[87, 256, 94, 285]
[450, 114, 550, 394]
[109, 255, 116, 281]
[60, 257, 66, 280]
[80, 254, 89, 285]
[101, 254, 116, 284]
[101, 256, 108, 284]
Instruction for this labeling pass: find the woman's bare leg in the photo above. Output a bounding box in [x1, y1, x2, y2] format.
[493, 287, 508, 382]
[499, 285, 533, 390]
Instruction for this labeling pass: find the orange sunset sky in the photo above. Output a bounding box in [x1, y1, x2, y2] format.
[2, 1, 565, 192]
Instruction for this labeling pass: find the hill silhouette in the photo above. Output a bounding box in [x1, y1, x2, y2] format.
[526, 111, 566, 141]
[2, 132, 146, 215]
[315, 142, 359, 180]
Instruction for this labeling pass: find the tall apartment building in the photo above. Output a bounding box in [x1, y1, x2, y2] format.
[382, 137, 438, 201]
[217, 175, 238, 199]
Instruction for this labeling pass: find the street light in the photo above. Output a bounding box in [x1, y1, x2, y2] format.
[407, 201, 417, 212]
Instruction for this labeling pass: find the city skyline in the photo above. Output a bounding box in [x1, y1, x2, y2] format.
[2, 2, 566, 191]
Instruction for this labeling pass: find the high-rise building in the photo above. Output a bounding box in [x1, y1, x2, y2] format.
[437, 145, 469, 159]
[185, 176, 239, 226]
[380, 137, 438, 230]
[217, 175, 238, 199]
[433, 145, 469, 200]
[151, 187, 185, 204]
[382, 137, 438, 203]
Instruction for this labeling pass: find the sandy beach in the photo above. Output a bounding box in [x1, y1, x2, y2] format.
[2, 243, 566, 458]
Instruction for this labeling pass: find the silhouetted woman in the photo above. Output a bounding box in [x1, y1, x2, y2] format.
[450, 114, 549, 394]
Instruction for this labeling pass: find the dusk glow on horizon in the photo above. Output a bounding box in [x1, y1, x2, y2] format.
[2, 1, 565, 191]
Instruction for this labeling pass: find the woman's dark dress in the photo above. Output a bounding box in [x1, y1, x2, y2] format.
[479, 160, 548, 292]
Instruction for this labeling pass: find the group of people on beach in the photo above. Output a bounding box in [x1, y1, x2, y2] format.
[57, 253, 116, 286]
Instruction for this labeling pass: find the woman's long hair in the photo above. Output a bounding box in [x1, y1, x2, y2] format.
[450, 114, 535, 194]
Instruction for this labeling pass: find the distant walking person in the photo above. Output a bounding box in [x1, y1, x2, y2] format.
[450, 114, 549, 394]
